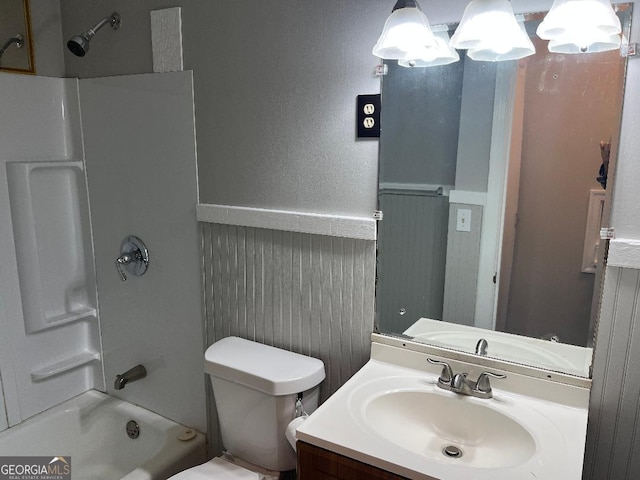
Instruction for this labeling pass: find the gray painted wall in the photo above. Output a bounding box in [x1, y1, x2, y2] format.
[59, 0, 385, 218]
[379, 60, 464, 187]
[454, 59, 497, 193]
[29, 0, 65, 77]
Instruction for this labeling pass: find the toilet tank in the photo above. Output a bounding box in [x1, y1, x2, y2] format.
[204, 337, 325, 472]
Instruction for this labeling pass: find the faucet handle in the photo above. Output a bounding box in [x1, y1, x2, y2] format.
[427, 358, 453, 385]
[474, 371, 506, 395]
[115, 236, 149, 282]
[475, 338, 489, 356]
[452, 373, 467, 391]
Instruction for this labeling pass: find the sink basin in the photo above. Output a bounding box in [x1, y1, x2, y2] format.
[363, 390, 535, 468]
[341, 371, 571, 478]
[298, 352, 590, 480]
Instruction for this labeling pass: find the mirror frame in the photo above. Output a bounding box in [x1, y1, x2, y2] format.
[0, 0, 35, 75]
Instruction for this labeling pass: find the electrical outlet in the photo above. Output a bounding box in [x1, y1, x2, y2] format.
[357, 94, 380, 138]
[456, 209, 472, 232]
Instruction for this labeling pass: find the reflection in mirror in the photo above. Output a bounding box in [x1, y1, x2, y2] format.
[0, 0, 35, 73]
[375, 7, 631, 377]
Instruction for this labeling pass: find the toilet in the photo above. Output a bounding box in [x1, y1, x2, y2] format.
[170, 336, 325, 479]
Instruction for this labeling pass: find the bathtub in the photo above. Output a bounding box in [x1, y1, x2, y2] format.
[0, 390, 206, 479]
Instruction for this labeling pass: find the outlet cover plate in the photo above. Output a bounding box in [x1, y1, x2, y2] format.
[357, 94, 381, 138]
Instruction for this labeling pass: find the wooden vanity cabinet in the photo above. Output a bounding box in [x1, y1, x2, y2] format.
[297, 441, 409, 480]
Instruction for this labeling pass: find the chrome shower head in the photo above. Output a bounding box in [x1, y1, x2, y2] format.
[67, 12, 121, 57]
[67, 35, 90, 57]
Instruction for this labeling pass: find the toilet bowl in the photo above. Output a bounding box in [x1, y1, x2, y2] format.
[169, 337, 325, 479]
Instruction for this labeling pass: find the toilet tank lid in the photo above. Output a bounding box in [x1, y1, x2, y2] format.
[204, 337, 326, 395]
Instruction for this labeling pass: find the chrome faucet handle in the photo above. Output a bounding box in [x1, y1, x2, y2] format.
[115, 236, 149, 282]
[115, 258, 127, 281]
[427, 358, 453, 385]
[115, 252, 137, 281]
[475, 338, 489, 356]
[452, 373, 467, 392]
[474, 371, 506, 395]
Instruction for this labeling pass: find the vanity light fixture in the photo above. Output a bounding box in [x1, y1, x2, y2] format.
[467, 17, 535, 61]
[398, 27, 460, 67]
[450, 0, 535, 61]
[537, 0, 621, 53]
[548, 32, 621, 54]
[372, 0, 438, 60]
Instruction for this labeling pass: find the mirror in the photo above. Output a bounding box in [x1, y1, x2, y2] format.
[375, 7, 631, 377]
[0, 0, 35, 74]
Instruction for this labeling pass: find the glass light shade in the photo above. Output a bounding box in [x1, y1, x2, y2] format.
[373, 7, 438, 59]
[537, 0, 621, 42]
[398, 30, 460, 67]
[467, 20, 535, 61]
[449, 0, 535, 62]
[450, 0, 529, 50]
[548, 33, 621, 53]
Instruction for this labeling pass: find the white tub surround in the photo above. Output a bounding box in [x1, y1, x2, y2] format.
[297, 338, 590, 480]
[0, 390, 206, 480]
[80, 71, 206, 432]
[1, 70, 205, 436]
[0, 73, 102, 428]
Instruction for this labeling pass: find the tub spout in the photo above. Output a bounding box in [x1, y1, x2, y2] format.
[114, 364, 146, 390]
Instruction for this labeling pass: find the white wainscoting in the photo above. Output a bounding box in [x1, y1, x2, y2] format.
[584, 266, 640, 479]
[377, 193, 449, 333]
[200, 222, 377, 399]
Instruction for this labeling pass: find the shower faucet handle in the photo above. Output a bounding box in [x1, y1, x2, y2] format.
[115, 236, 149, 282]
[115, 257, 128, 281]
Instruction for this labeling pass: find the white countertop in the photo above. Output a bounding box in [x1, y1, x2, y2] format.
[297, 342, 590, 480]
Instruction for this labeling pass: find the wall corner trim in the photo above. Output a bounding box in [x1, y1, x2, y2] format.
[607, 238, 640, 270]
[196, 203, 377, 240]
[449, 189, 487, 206]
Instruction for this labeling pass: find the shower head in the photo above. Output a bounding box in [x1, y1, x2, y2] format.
[67, 35, 90, 57]
[67, 12, 121, 57]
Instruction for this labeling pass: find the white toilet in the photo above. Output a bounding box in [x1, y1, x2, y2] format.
[170, 336, 325, 479]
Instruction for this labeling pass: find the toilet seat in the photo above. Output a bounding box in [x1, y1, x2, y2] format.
[169, 457, 260, 479]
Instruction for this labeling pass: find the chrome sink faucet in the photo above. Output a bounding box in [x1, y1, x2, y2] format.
[114, 364, 147, 390]
[475, 338, 488, 356]
[427, 358, 505, 399]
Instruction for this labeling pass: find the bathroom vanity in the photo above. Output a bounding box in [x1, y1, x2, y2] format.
[298, 441, 406, 480]
[297, 334, 590, 480]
